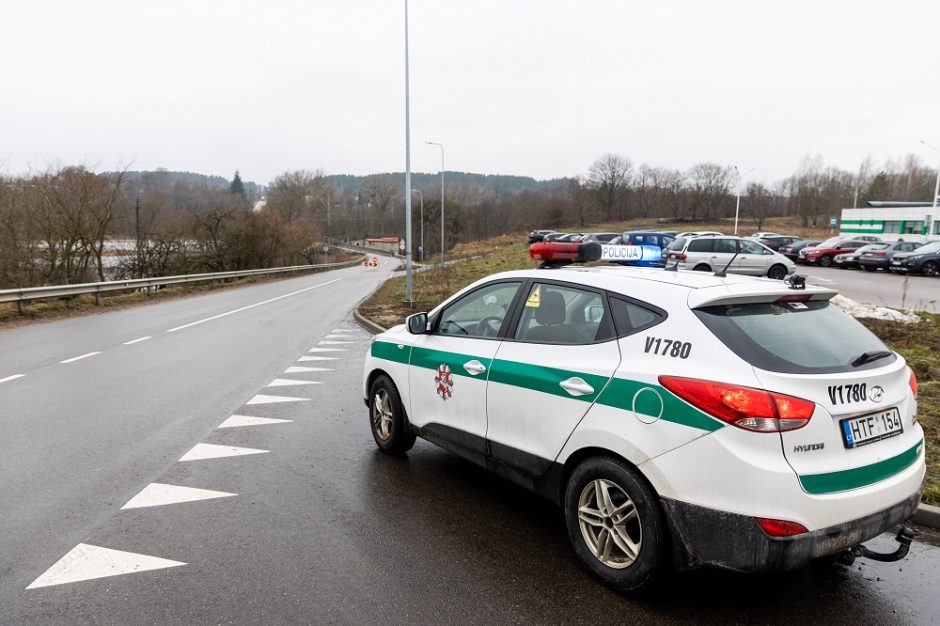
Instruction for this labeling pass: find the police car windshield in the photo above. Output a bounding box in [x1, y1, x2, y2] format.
[693, 300, 894, 374]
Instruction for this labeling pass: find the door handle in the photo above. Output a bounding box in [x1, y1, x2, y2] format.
[463, 360, 486, 375]
[560, 377, 594, 397]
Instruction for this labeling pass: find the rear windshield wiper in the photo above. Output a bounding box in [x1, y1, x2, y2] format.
[851, 350, 893, 368]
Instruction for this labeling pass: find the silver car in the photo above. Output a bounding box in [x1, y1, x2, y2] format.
[664, 235, 795, 279]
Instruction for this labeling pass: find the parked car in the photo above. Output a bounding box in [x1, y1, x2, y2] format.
[557, 233, 586, 243]
[664, 235, 794, 279]
[545, 232, 572, 242]
[779, 239, 821, 262]
[888, 241, 940, 276]
[528, 230, 557, 244]
[759, 235, 802, 251]
[607, 231, 676, 267]
[800, 239, 873, 267]
[855, 235, 882, 242]
[858, 241, 924, 272]
[580, 232, 621, 244]
[365, 266, 923, 593]
[748, 231, 780, 240]
[834, 243, 889, 269]
[676, 230, 722, 239]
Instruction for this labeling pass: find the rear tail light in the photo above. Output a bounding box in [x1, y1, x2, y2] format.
[675, 253, 687, 261]
[755, 517, 808, 537]
[875, 251, 886, 256]
[909, 367, 918, 400]
[658, 376, 815, 432]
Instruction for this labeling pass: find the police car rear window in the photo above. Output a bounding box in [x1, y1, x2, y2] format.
[693, 300, 895, 374]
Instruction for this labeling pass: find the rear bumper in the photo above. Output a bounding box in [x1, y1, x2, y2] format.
[661, 490, 921, 572]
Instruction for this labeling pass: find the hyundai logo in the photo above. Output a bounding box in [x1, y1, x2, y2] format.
[870, 386, 884, 403]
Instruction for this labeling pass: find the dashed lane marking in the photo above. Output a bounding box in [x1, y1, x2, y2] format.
[331, 329, 357, 333]
[285, 366, 333, 374]
[122, 336, 151, 345]
[165, 273, 357, 333]
[323, 335, 357, 340]
[60, 352, 101, 364]
[298, 356, 338, 362]
[179, 443, 269, 462]
[121, 483, 236, 510]
[267, 378, 320, 387]
[26, 544, 185, 590]
[0, 374, 25, 384]
[246, 394, 309, 405]
[318, 340, 353, 345]
[309, 347, 346, 353]
[218, 415, 293, 428]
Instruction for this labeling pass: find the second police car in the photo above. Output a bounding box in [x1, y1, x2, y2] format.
[362, 241, 924, 593]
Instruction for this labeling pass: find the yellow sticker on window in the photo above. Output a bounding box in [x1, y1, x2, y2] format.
[525, 285, 541, 307]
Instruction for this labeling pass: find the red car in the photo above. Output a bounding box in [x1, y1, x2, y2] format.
[799, 238, 873, 267]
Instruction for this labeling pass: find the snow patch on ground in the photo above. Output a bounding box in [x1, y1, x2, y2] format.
[831, 294, 920, 323]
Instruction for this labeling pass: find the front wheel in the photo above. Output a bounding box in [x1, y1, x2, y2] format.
[863, 265, 876, 272]
[819, 255, 833, 267]
[922, 261, 939, 277]
[693, 264, 711, 272]
[369, 375, 416, 454]
[767, 264, 788, 280]
[564, 457, 669, 594]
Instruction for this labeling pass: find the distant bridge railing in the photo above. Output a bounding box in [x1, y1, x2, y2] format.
[0, 255, 367, 312]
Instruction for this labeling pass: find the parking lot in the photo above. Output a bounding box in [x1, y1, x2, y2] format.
[801, 265, 938, 312]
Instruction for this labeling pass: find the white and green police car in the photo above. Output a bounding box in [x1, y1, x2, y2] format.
[362, 250, 924, 593]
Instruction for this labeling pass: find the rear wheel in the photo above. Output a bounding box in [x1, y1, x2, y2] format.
[922, 261, 939, 277]
[564, 457, 668, 594]
[863, 265, 876, 272]
[369, 375, 416, 454]
[693, 264, 710, 272]
[819, 255, 833, 267]
[767, 264, 787, 280]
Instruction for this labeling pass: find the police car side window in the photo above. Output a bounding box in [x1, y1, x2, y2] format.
[608, 296, 665, 338]
[437, 281, 521, 339]
[514, 283, 612, 344]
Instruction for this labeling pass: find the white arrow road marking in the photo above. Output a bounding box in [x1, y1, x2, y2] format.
[246, 394, 309, 405]
[122, 336, 151, 345]
[26, 544, 185, 589]
[218, 415, 292, 428]
[318, 340, 352, 345]
[298, 356, 338, 362]
[165, 273, 359, 333]
[308, 348, 346, 352]
[285, 366, 332, 374]
[60, 352, 101, 364]
[179, 443, 269, 462]
[267, 378, 320, 387]
[0, 374, 25, 384]
[121, 483, 236, 510]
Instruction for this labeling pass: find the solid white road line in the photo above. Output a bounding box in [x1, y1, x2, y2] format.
[122, 336, 151, 345]
[179, 443, 268, 462]
[121, 483, 236, 510]
[0, 374, 25, 384]
[26, 544, 185, 589]
[60, 352, 101, 364]
[308, 347, 346, 353]
[285, 366, 332, 374]
[166, 272, 359, 333]
[298, 356, 338, 362]
[267, 378, 320, 387]
[246, 394, 309, 405]
[218, 415, 293, 428]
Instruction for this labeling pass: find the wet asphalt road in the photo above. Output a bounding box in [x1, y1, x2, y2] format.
[1, 263, 939, 624]
[801, 265, 939, 312]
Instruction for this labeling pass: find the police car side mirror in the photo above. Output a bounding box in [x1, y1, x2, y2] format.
[406, 312, 429, 334]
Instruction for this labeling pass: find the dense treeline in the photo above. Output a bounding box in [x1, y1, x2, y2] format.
[0, 167, 319, 289]
[1, 153, 935, 289]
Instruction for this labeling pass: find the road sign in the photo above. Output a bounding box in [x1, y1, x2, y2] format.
[398, 239, 406, 254]
[829, 217, 838, 227]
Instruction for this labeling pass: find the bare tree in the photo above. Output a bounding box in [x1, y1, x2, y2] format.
[588, 153, 632, 221]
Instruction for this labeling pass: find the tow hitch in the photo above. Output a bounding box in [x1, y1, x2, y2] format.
[837, 527, 915, 566]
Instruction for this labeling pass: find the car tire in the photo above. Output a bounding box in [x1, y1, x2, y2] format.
[693, 264, 710, 272]
[368, 375, 416, 455]
[863, 265, 876, 272]
[923, 261, 939, 277]
[564, 457, 669, 594]
[819, 255, 833, 267]
[767, 264, 788, 280]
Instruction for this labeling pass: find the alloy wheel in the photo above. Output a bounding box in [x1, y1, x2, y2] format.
[577, 479, 643, 569]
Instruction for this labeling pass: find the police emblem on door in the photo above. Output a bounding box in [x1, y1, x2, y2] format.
[435, 364, 453, 400]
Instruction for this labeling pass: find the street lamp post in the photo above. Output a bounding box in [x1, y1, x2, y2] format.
[413, 189, 424, 262]
[426, 141, 444, 263]
[732, 166, 756, 235]
[403, 0, 413, 304]
[919, 140, 940, 235]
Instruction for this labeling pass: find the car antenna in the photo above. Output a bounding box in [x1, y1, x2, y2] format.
[714, 241, 742, 277]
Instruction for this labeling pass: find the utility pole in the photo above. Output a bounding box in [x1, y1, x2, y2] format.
[135, 197, 141, 278]
[426, 141, 444, 263]
[403, 0, 414, 304]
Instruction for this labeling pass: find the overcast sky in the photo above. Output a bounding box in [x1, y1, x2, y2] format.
[2, 0, 938, 185]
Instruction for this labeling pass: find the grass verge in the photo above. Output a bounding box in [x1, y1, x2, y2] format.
[359, 231, 939, 505]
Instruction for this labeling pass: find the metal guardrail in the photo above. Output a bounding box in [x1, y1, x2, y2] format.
[0, 257, 365, 309]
